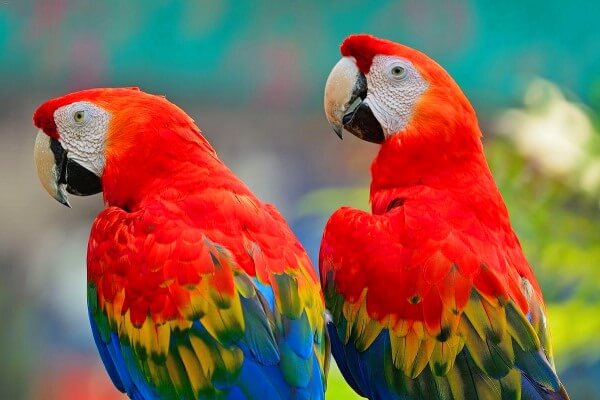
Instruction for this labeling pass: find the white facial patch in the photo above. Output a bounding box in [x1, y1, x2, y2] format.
[363, 55, 429, 136]
[53, 101, 109, 176]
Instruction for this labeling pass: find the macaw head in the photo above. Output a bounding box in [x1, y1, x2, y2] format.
[33, 87, 202, 207]
[324, 34, 475, 144]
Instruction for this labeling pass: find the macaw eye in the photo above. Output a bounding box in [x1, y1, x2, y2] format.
[390, 65, 406, 79]
[74, 110, 86, 123]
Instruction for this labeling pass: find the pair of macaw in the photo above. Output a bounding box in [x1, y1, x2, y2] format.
[33, 34, 569, 399]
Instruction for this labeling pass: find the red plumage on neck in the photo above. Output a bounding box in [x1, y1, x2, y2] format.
[101, 131, 235, 210]
[368, 100, 489, 208]
[100, 112, 229, 211]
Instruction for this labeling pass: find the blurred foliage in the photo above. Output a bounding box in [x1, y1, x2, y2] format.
[488, 140, 600, 366]
[299, 80, 600, 398]
[327, 367, 362, 400]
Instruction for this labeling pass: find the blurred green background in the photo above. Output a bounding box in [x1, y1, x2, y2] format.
[1, 1, 600, 399]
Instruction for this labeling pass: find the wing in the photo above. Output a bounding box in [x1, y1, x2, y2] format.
[88, 193, 328, 400]
[320, 198, 568, 400]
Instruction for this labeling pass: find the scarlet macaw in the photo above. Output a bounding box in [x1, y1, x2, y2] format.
[33, 88, 329, 400]
[320, 34, 568, 399]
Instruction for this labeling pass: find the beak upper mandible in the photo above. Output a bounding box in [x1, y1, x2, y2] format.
[34, 130, 71, 207]
[324, 57, 364, 139]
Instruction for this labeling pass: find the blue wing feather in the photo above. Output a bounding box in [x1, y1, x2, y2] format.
[240, 295, 280, 366]
[253, 278, 275, 311]
[88, 309, 125, 392]
[89, 308, 160, 400]
[328, 322, 366, 397]
[284, 311, 315, 359]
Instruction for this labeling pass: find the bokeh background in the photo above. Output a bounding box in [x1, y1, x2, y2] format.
[1, 0, 600, 399]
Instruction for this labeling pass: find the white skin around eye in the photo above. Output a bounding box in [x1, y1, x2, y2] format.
[53, 101, 110, 176]
[363, 55, 429, 137]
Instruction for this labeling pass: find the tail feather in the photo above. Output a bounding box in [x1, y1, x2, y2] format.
[521, 373, 570, 400]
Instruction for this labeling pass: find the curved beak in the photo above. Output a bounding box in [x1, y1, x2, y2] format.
[34, 130, 102, 207]
[34, 130, 71, 207]
[323, 57, 384, 144]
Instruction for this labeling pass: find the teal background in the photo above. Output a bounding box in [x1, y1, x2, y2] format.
[4, 1, 600, 107]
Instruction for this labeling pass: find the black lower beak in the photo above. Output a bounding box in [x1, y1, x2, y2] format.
[50, 138, 102, 197]
[342, 102, 385, 144]
[65, 159, 102, 196]
[341, 73, 385, 144]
